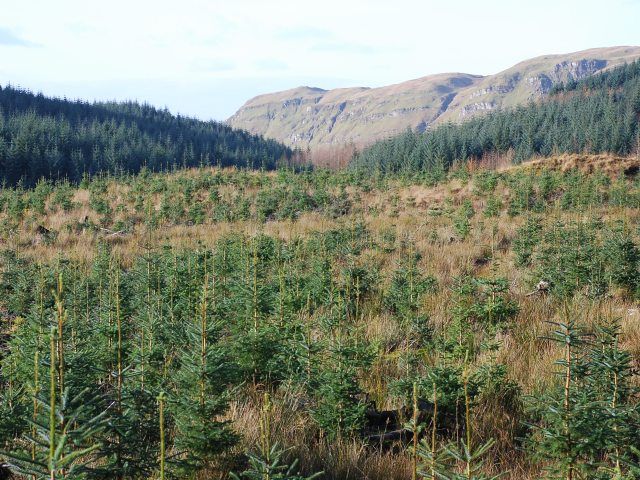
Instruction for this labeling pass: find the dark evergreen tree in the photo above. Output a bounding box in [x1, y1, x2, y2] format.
[0, 85, 296, 186]
[353, 60, 640, 176]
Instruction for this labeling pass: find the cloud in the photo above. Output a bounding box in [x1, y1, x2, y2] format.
[0, 27, 37, 47]
[191, 58, 235, 73]
[276, 26, 333, 41]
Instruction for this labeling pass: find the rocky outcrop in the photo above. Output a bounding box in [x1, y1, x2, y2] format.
[228, 74, 482, 148]
[229, 46, 640, 149]
[460, 101, 496, 117]
[437, 46, 640, 124]
[553, 58, 608, 80]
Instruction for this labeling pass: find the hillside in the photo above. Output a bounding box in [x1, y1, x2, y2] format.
[228, 73, 482, 148]
[353, 59, 640, 173]
[2, 155, 640, 479]
[228, 46, 640, 149]
[0, 86, 294, 186]
[437, 46, 640, 122]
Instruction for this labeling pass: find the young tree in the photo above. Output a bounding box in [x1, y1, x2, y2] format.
[1, 327, 106, 480]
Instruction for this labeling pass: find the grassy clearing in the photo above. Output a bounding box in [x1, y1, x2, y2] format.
[1, 154, 640, 479]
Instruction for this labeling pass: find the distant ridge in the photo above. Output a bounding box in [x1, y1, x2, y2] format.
[228, 46, 640, 149]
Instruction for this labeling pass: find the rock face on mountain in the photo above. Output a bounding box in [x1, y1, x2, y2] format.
[228, 74, 482, 148]
[437, 47, 640, 124]
[228, 46, 640, 149]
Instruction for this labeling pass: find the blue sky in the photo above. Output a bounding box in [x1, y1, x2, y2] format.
[1, 0, 639, 120]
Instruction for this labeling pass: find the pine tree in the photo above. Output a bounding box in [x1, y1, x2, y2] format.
[0, 327, 106, 480]
[172, 271, 238, 471]
[587, 321, 639, 477]
[528, 320, 599, 479]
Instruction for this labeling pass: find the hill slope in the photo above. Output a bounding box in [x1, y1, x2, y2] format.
[2, 155, 640, 480]
[0, 86, 293, 186]
[228, 46, 640, 149]
[228, 73, 482, 147]
[353, 59, 640, 173]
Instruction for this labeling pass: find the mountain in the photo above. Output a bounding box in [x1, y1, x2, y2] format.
[228, 73, 482, 148]
[352, 59, 640, 174]
[0, 86, 293, 186]
[436, 46, 640, 123]
[228, 46, 640, 149]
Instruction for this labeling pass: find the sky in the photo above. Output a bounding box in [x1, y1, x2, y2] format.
[1, 0, 639, 121]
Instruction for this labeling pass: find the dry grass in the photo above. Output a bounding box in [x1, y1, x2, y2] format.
[522, 152, 640, 177]
[3, 155, 640, 478]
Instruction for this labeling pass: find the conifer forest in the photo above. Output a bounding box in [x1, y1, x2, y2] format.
[1, 58, 640, 480]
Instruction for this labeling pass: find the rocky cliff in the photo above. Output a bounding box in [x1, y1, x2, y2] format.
[228, 46, 640, 149]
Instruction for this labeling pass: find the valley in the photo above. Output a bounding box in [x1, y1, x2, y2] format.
[1, 46, 640, 480]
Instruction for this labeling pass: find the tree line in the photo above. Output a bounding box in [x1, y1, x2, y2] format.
[353, 60, 640, 175]
[0, 85, 295, 186]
